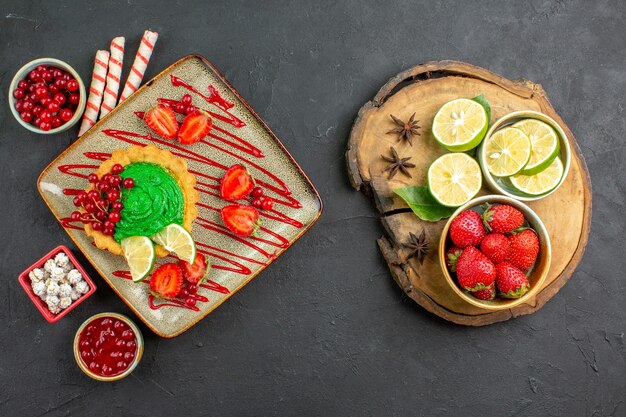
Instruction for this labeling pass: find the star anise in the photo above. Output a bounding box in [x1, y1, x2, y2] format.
[387, 113, 421, 146]
[381, 146, 415, 179]
[404, 230, 429, 264]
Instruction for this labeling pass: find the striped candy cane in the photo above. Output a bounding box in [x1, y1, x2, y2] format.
[78, 50, 110, 136]
[99, 37, 125, 119]
[119, 30, 158, 102]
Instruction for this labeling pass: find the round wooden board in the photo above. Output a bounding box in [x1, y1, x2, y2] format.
[346, 61, 592, 326]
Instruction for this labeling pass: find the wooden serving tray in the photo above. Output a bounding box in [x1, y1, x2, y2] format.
[346, 61, 592, 326]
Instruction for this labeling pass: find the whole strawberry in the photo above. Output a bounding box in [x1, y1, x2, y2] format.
[480, 233, 510, 263]
[470, 282, 496, 301]
[449, 210, 486, 248]
[456, 246, 496, 292]
[445, 246, 463, 272]
[507, 229, 539, 271]
[482, 204, 524, 233]
[496, 261, 530, 298]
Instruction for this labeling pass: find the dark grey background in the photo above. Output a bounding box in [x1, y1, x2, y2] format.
[1, 1, 624, 416]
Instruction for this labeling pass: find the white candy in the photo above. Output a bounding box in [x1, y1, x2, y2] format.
[29, 268, 45, 282]
[59, 296, 72, 309]
[46, 281, 60, 296]
[70, 290, 80, 301]
[45, 294, 60, 306]
[75, 281, 90, 295]
[67, 269, 82, 285]
[32, 281, 46, 297]
[43, 259, 57, 273]
[50, 266, 66, 281]
[47, 304, 61, 314]
[59, 283, 73, 297]
[54, 252, 70, 267]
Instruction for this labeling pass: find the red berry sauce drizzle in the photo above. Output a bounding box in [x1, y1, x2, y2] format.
[59, 75, 305, 311]
[78, 316, 137, 377]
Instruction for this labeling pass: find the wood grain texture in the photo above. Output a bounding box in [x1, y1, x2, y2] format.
[346, 61, 592, 326]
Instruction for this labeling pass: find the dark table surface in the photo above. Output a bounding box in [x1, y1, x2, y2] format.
[1, 1, 625, 416]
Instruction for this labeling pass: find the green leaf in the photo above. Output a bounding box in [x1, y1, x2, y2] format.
[394, 186, 456, 222]
[472, 94, 491, 125]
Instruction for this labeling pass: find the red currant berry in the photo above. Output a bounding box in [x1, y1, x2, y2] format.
[53, 93, 66, 105]
[28, 70, 40, 82]
[32, 105, 43, 116]
[88, 173, 99, 183]
[14, 100, 24, 112]
[251, 187, 264, 198]
[54, 78, 67, 89]
[35, 86, 48, 98]
[39, 122, 51, 131]
[97, 181, 110, 192]
[112, 201, 123, 211]
[185, 298, 196, 307]
[174, 103, 186, 114]
[52, 68, 63, 79]
[94, 210, 107, 221]
[36, 65, 47, 72]
[34, 117, 41, 126]
[102, 174, 112, 182]
[73, 196, 82, 207]
[103, 227, 114, 236]
[70, 211, 81, 221]
[60, 108, 73, 122]
[106, 189, 120, 202]
[20, 111, 33, 123]
[184, 105, 197, 114]
[63, 73, 71, 81]
[261, 199, 274, 210]
[18, 80, 29, 90]
[122, 178, 134, 188]
[80, 213, 92, 224]
[111, 164, 124, 175]
[48, 101, 60, 112]
[95, 198, 107, 209]
[179, 289, 190, 299]
[40, 110, 52, 122]
[22, 100, 34, 111]
[87, 190, 99, 200]
[103, 220, 114, 229]
[251, 197, 263, 208]
[66, 79, 79, 92]
[84, 202, 96, 213]
[108, 175, 122, 187]
[40, 98, 53, 108]
[108, 211, 121, 223]
[181, 94, 192, 105]
[51, 117, 62, 128]
[13, 88, 25, 99]
[69, 93, 80, 105]
[48, 84, 60, 95]
[41, 71, 53, 82]
[187, 284, 198, 294]
[92, 221, 103, 231]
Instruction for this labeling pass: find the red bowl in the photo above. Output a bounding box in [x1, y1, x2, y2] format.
[18, 245, 97, 323]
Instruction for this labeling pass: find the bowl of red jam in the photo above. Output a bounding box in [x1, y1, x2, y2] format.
[74, 312, 143, 381]
[9, 58, 86, 134]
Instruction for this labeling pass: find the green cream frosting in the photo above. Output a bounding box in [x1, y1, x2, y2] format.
[114, 162, 184, 242]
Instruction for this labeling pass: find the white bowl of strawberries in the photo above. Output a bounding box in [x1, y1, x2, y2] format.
[439, 195, 551, 310]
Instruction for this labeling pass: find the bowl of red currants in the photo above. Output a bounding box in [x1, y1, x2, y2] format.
[9, 58, 86, 134]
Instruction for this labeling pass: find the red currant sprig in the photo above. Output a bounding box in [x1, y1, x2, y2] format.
[71, 163, 133, 236]
[249, 186, 273, 211]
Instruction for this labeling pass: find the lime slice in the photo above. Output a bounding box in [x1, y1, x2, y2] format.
[150, 224, 196, 264]
[432, 98, 488, 152]
[510, 157, 564, 195]
[121, 236, 155, 282]
[427, 153, 482, 207]
[513, 119, 560, 175]
[483, 127, 532, 177]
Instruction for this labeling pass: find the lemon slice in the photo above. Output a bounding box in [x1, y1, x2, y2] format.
[432, 98, 488, 152]
[510, 157, 564, 195]
[121, 236, 155, 282]
[427, 153, 482, 207]
[513, 119, 560, 175]
[150, 224, 196, 264]
[483, 127, 532, 177]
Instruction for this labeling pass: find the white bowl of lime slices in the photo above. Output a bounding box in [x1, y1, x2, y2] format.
[477, 110, 571, 201]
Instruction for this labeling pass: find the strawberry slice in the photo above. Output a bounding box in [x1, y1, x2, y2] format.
[180, 253, 210, 284]
[220, 204, 260, 237]
[149, 263, 183, 298]
[220, 164, 254, 201]
[144, 104, 179, 139]
[177, 110, 212, 144]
